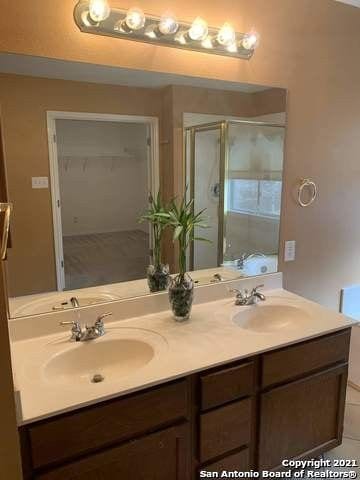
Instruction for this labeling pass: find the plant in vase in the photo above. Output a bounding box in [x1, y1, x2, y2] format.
[166, 194, 209, 321]
[139, 192, 170, 293]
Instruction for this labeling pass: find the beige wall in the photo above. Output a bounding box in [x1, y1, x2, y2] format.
[0, 2, 359, 475]
[0, 0, 359, 309]
[0, 74, 162, 296]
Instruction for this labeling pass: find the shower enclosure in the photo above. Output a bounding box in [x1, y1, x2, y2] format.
[185, 119, 285, 275]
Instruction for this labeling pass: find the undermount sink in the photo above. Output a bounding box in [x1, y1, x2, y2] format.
[44, 338, 155, 385]
[232, 304, 312, 333]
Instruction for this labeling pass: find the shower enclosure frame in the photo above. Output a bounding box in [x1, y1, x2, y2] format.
[185, 119, 286, 272]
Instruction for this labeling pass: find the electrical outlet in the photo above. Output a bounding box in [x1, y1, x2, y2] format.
[284, 240, 296, 262]
[32, 177, 49, 189]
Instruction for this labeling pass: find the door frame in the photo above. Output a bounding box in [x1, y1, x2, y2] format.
[47, 111, 160, 291]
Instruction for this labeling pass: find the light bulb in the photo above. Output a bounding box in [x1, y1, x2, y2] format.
[188, 17, 208, 41]
[88, 0, 110, 22]
[201, 37, 213, 49]
[217, 23, 236, 47]
[159, 14, 179, 35]
[242, 32, 259, 50]
[125, 7, 146, 31]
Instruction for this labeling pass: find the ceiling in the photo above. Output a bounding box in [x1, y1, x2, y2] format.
[0, 53, 270, 93]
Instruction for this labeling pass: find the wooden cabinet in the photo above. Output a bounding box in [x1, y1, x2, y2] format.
[20, 329, 351, 479]
[261, 329, 350, 388]
[258, 364, 348, 470]
[201, 448, 250, 476]
[200, 361, 255, 411]
[28, 380, 188, 469]
[200, 398, 252, 463]
[35, 424, 190, 480]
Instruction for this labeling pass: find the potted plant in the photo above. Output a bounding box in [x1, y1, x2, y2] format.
[166, 194, 209, 321]
[139, 192, 170, 293]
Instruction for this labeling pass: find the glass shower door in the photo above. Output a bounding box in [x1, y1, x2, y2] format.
[223, 121, 285, 275]
[186, 123, 223, 271]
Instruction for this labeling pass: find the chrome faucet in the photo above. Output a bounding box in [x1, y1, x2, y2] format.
[236, 252, 266, 269]
[60, 312, 112, 341]
[70, 297, 80, 308]
[230, 284, 266, 306]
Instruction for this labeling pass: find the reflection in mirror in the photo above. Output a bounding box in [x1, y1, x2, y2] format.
[185, 112, 284, 276]
[0, 54, 286, 318]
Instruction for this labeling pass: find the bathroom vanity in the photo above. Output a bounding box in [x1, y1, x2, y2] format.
[12, 279, 353, 480]
[19, 329, 350, 479]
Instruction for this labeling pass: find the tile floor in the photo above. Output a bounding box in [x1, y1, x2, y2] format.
[325, 385, 360, 468]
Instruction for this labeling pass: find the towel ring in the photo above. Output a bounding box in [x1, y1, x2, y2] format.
[298, 178, 317, 207]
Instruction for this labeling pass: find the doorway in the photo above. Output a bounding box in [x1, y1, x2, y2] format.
[47, 112, 159, 291]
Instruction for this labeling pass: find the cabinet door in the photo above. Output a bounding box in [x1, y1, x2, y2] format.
[36, 424, 190, 480]
[258, 364, 347, 470]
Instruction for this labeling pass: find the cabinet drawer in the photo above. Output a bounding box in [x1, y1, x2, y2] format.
[36, 424, 190, 480]
[29, 380, 189, 469]
[262, 329, 351, 388]
[201, 361, 255, 410]
[200, 398, 252, 463]
[200, 448, 250, 476]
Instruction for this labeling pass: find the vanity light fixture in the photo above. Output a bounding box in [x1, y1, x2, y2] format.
[74, 0, 259, 59]
[88, 0, 110, 22]
[188, 17, 208, 41]
[158, 13, 179, 35]
[242, 31, 259, 50]
[217, 22, 236, 47]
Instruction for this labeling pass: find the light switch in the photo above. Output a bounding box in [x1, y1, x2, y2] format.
[284, 240, 296, 262]
[32, 177, 49, 189]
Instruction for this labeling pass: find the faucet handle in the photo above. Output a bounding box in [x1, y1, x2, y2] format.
[60, 320, 79, 327]
[251, 284, 266, 302]
[228, 287, 248, 300]
[59, 320, 82, 341]
[228, 287, 240, 294]
[228, 287, 242, 296]
[95, 312, 113, 325]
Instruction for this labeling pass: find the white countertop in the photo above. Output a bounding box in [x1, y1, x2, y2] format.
[11, 282, 356, 426]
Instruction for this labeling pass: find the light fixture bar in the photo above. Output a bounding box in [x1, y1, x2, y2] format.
[74, 0, 258, 60]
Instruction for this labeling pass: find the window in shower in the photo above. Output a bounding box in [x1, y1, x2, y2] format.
[228, 179, 282, 218]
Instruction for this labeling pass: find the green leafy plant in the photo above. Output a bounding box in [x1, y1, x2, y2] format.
[139, 192, 169, 269]
[167, 194, 210, 281]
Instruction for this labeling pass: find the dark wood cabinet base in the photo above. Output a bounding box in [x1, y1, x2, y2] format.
[19, 328, 351, 480]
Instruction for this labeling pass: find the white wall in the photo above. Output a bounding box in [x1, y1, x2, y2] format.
[56, 120, 149, 236]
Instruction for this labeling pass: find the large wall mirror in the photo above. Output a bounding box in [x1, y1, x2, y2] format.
[0, 54, 286, 318]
